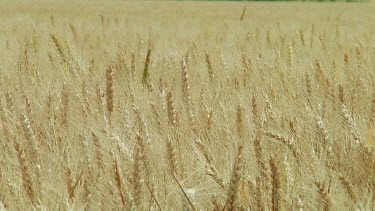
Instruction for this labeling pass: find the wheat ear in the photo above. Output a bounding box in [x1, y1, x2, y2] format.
[106, 62, 115, 128]
[269, 156, 281, 211]
[225, 146, 244, 210]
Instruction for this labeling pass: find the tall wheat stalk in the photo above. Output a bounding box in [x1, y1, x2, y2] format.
[225, 146, 244, 210]
[106, 62, 115, 128]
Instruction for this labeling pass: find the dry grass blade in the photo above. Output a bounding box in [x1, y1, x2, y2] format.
[145, 182, 162, 210]
[133, 133, 144, 208]
[68, 170, 84, 201]
[171, 174, 196, 211]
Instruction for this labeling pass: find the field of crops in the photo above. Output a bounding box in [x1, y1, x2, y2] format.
[1, 1, 375, 210]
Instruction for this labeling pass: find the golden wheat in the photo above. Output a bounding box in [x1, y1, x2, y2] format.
[1, 1, 375, 210]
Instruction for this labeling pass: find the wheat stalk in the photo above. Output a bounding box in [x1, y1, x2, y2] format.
[167, 91, 178, 127]
[181, 59, 197, 133]
[299, 29, 305, 46]
[316, 115, 331, 153]
[196, 139, 226, 189]
[60, 84, 69, 128]
[253, 135, 267, 210]
[142, 39, 152, 89]
[133, 133, 144, 208]
[5, 91, 15, 114]
[252, 95, 259, 129]
[166, 138, 178, 176]
[225, 145, 244, 210]
[14, 141, 35, 204]
[181, 59, 192, 106]
[338, 174, 357, 204]
[92, 132, 104, 172]
[344, 53, 349, 68]
[69, 23, 78, 42]
[240, 6, 247, 22]
[314, 180, 332, 211]
[269, 156, 281, 211]
[341, 104, 361, 145]
[50, 32, 66, 64]
[236, 104, 245, 138]
[113, 158, 126, 206]
[205, 51, 214, 82]
[264, 131, 302, 162]
[106, 62, 115, 128]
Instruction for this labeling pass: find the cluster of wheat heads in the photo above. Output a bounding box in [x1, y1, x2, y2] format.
[1, 1, 375, 210]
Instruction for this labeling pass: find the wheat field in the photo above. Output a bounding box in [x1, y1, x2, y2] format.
[1, 1, 375, 210]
